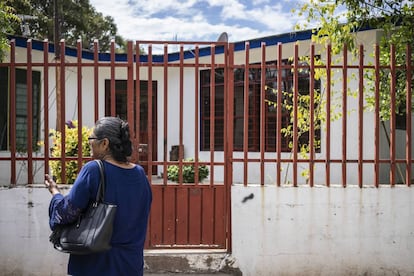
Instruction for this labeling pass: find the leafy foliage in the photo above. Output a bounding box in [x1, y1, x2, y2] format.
[49, 120, 92, 184]
[0, 1, 20, 61]
[7, 0, 126, 52]
[288, 0, 414, 183]
[294, 0, 414, 122]
[167, 158, 209, 183]
[265, 60, 326, 183]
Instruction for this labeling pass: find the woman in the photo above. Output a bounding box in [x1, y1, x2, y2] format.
[45, 117, 152, 276]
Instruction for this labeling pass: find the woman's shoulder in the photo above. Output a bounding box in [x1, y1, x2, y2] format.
[133, 163, 145, 172]
[131, 163, 148, 177]
[77, 160, 101, 177]
[102, 160, 144, 173]
[82, 159, 100, 170]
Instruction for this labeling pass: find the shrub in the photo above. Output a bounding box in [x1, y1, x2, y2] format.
[49, 120, 92, 184]
[167, 158, 209, 183]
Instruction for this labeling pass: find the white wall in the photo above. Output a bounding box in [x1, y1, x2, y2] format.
[0, 185, 413, 275]
[0, 187, 68, 275]
[231, 185, 414, 276]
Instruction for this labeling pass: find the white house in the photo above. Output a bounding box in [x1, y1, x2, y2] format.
[1, 27, 412, 186]
[1, 27, 414, 276]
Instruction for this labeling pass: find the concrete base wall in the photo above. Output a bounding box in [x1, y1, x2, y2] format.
[232, 185, 414, 276]
[0, 186, 413, 275]
[0, 187, 68, 276]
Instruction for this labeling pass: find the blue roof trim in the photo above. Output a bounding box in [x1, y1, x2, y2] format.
[234, 30, 312, 51]
[7, 29, 315, 62]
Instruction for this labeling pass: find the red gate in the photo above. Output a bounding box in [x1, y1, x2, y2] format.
[134, 41, 233, 250]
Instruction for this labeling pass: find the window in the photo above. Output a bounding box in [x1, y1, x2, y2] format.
[200, 60, 321, 152]
[0, 68, 41, 152]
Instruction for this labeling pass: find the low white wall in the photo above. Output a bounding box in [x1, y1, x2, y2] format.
[0, 187, 68, 275]
[232, 185, 414, 276]
[0, 186, 413, 275]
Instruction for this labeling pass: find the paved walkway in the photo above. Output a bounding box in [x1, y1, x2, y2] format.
[144, 272, 232, 276]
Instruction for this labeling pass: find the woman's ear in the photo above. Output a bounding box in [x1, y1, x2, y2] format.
[102, 138, 110, 150]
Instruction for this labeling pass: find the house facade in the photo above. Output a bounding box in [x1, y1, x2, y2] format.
[1, 28, 412, 186]
[1, 27, 414, 275]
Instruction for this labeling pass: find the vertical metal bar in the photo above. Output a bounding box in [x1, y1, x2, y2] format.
[209, 45, 216, 186]
[59, 40, 66, 184]
[194, 45, 200, 184]
[110, 40, 116, 117]
[226, 43, 234, 251]
[148, 45, 153, 181]
[126, 41, 136, 174]
[260, 43, 266, 186]
[374, 44, 380, 187]
[389, 44, 396, 186]
[309, 44, 315, 187]
[10, 40, 16, 186]
[163, 44, 168, 185]
[93, 40, 99, 122]
[127, 41, 134, 137]
[221, 42, 227, 246]
[43, 40, 50, 177]
[325, 44, 332, 187]
[76, 40, 83, 172]
[212, 187, 216, 245]
[406, 44, 412, 187]
[55, 43, 62, 132]
[293, 45, 298, 187]
[342, 44, 348, 187]
[161, 43, 168, 246]
[243, 42, 250, 186]
[358, 44, 364, 188]
[276, 43, 282, 186]
[26, 39, 34, 184]
[179, 44, 184, 184]
[135, 42, 141, 159]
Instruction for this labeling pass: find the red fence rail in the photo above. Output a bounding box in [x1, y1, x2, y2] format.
[228, 42, 412, 187]
[0, 38, 412, 188]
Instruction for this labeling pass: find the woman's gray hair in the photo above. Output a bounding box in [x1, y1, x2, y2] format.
[94, 117, 132, 162]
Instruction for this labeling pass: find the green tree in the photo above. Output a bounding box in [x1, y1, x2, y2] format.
[289, 0, 414, 184]
[0, 1, 20, 61]
[294, 0, 414, 122]
[8, 0, 126, 52]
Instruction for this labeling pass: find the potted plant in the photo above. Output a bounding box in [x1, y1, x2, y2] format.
[167, 157, 209, 183]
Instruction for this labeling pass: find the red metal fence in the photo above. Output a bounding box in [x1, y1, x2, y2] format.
[0, 37, 412, 249]
[228, 42, 413, 188]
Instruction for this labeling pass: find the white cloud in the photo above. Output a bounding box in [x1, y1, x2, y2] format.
[89, 0, 304, 43]
[129, 0, 199, 16]
[252, 0, 271, 4]
[219, 0, 247, 19]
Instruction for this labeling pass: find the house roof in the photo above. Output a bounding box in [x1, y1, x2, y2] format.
[8, 29, 314, 63]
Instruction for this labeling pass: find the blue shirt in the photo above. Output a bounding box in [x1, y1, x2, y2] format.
[49, 160, 152, 276]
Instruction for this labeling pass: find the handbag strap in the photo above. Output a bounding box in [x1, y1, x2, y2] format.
[94, 159, 106, 203]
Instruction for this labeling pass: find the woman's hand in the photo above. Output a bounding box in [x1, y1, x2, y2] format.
[45, 174, 60, 195]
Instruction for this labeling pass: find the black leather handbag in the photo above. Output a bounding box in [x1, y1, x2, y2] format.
[49, 160, 117, 255]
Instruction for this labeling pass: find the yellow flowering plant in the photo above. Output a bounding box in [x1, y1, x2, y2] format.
[49, 120, 92, 184]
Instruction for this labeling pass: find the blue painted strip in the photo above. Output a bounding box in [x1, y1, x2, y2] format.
[8, 27, 373, 63]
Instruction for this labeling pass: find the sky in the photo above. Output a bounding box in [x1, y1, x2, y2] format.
[89, 0, 308, 43]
